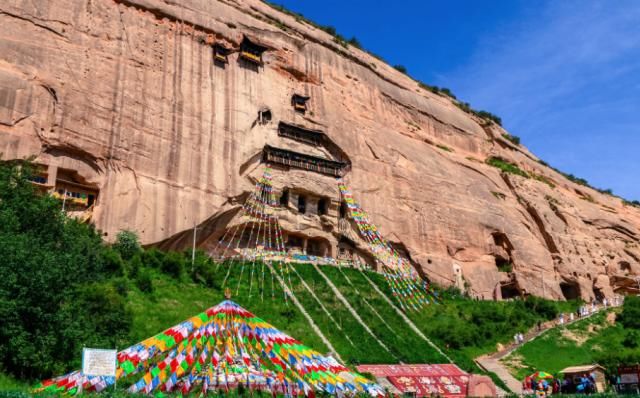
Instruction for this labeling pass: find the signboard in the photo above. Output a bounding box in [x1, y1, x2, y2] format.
[619, 365, 640, 384]
[82, 348, 117, 377]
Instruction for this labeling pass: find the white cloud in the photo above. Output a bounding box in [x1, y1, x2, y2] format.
[439, 0, 640, 198]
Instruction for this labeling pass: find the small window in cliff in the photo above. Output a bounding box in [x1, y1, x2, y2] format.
[280, 189, 289, 207]
[213, 44, 232, 65]
[292, 94, 309, 113]
[239, 36, 268, 65]
[339, 201, 348, 218]
[297, 195, 306, 214]
[317, 198, 328, 216]
[258, 107, 272, 125]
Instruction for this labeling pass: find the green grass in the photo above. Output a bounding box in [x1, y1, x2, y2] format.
[122, 262, 579, 374]
[0, 373, 27, 392]
[10, 261, 582, 390]
[486, 157, 529, 178]
[436, 144, 454, 152]
[502, 310, 619, 381]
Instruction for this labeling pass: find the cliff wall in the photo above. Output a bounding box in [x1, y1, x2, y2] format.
[1, 0, 639, 300]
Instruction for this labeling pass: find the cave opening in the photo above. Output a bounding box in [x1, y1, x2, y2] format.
[286, 235, 303, 252]
[339, 201, 347, 218]
[492, 231, 514, 251]
[297, 195, 306, 214]
[258, 108, 272, 125]
[317, 198, 328, 216]
[307, 238, 330, 257]
[500, 280, 522, 300]
[560, 281, 581, 300]
[620, 261, 631, 275]
[280, 188, 289, 207]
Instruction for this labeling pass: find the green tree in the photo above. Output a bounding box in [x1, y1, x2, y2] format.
[0, 161, 131, 379]
[619, 295, 640, 329]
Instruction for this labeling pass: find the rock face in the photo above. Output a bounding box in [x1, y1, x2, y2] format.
[1, 0, 639, 301]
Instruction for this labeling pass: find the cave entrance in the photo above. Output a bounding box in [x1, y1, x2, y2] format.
[279, 188, 289, 207]
[619, 261, 631, 275]
[286, 235, 304, 252]
[560, 281, 581, 300]
[500, 282, 522, 300]
[593, 286, 605, 302]
[317, 198, 328, 216]
[307, 238, 330, 257]
[297, 195, 306, 214]
[339, 201, 347, 218]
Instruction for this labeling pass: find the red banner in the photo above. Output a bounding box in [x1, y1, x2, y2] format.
[357, 364, 468, 397]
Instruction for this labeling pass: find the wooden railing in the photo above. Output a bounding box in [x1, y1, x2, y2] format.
[263, 145, 348, 177]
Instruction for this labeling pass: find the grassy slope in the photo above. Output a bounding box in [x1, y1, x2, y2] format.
[125, 263, 578, 373]
[0, 374, 26, 391]
[502, 310, 619, 380]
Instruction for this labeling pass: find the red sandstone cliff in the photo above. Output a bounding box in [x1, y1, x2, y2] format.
[1, 0, 638, 301]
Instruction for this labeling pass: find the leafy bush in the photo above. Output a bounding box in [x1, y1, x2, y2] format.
[141, 247, 164, 269]
[190, 250, 216, 286]
[161, 251, 185, 279]
[113, 230, 141, 260]
[100, 246, 125, 276]
[135, 270, 153, 293]
[347, 36, 361, 49]
[486, 157, 529, 178]
[502, 133, 520, 145]
[475, 110, 502, 126]
[127, 254, 143, 279]
[393, 64, 408, 74]
[618, 295, 640, 329]
[496, 262, 513, 273]
[523, 296, 559, 320]
[418, 82, 458, 99]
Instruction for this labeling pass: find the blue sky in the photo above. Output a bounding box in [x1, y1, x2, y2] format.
[271, 0, 640, 201]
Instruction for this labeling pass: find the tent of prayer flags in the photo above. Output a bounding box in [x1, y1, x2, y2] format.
[338, 181, 434, 310]
[213, 166, 434, 310]
[213, 167, 295, 301]
[37, 300, 384, 396]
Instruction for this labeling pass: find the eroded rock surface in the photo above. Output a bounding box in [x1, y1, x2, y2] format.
[1, 0, 639, 301]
